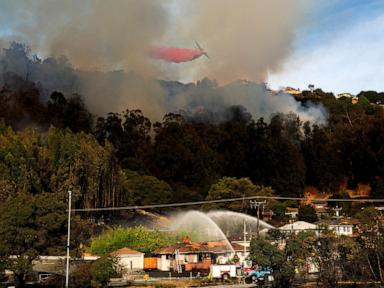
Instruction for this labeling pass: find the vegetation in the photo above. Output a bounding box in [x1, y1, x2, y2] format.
[89, 226, 178, 255]
[73, 256, 121, 288]
[251, 208, 384, 287]
[204, 177, 273, 211]
[2, 42, 384, 286]
[298, 205, 318, 223]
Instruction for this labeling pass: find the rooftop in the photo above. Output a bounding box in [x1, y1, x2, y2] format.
[111, 247, 144, 256]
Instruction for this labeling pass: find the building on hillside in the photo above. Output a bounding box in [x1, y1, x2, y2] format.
[285, 207, 299, 219]
[278, 221, 318, 235]
[317, 218, 360, 237]
[311, 200, 329, 217]
[110, 247, 144, 274]
[285, 87, 301, 95]
[375, 205, 384, 211]
[336, 93, 354, 99]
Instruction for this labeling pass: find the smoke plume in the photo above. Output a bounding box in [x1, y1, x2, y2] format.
[0, 0, 325, 123]
[0, 0, 170, 119]
[173, 0, 312, 83]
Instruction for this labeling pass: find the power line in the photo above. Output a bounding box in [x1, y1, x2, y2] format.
[71, 195, 384, 212]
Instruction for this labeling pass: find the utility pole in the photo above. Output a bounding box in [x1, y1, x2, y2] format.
[243, 221, 247, 265]
[65, 190, 72, 288]
[250, 200, 266, 238]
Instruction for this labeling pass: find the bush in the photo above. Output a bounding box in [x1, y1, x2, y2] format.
[298, 205, 318, 223]
[89, 226, 178, 254]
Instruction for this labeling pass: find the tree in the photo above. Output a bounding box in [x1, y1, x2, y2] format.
[73, 256, 122, 288]
[298, 205, 318, 223]
[248, 114, 306, 197]
[356, 207, 384, 283]
[94, 109, 151, 171]
[0, 192, 82, 287]
[313, 233, 340, 288]
[204, 177, 273, 211]
[271, 202, 287, 220]
[149, 114, 218, 194]
[46, 92, 93, 133]
[124, 169, 172, 205]
[249, 238, 295, 288]
[91, 256, 121, 288]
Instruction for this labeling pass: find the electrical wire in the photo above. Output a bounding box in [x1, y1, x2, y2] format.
[71, 195, 384, 212]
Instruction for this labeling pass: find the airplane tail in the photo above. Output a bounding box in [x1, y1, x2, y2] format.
[195, 41, 209, 59]
[195, 40, 203, 51]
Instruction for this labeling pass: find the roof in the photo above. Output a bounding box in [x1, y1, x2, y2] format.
[154, 240, 233, 255]
[231, 243, 249, 252]
[317, 218, 360, 226]
[286, 207, 299, 212]
[279, 221, 317, 231]
[111, 247, 144, 256]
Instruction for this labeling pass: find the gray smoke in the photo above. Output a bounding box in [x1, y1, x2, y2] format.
[170, 79, 328, 124]
[0, 0, 326, 123]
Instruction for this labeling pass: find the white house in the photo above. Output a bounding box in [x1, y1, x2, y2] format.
[317, 219, 359, 237]
[279, 221, 318, 235]
[111, 247, 144, 273]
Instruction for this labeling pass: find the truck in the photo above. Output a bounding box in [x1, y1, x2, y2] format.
[245, 267, 273, 283]
[210, 264, 237, 280]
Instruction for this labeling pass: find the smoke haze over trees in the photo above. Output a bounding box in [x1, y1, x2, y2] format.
[2, 44, 384, 204]
[0, 42, 327, 123]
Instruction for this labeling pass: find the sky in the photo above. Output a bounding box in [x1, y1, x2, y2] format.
[267, 0, 384, 94]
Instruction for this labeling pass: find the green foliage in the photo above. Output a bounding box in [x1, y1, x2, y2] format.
[204, 177, 273, 211]
[249, 238, 284, 267]
[89, 226, 177, 255]
[124, 170, 172, 205]
[150, 114, 219, 193]
[249, 238, 295, 287]
[73, 256, 122, 288]
[283, 200, 299, 208]
[298, 205, 318, 223]
[72, 262, 93, 287]
[91, 256, 121, 288]
[0, 192, 89, 286]
[271, 202, 286, 219]
[358, 90, 384, 104]
[0, 126, 128, 210]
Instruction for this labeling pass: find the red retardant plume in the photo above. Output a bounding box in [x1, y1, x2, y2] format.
[148, 46, 207, 63]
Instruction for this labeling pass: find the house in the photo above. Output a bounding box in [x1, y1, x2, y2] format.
[311, 200, 329, 217]
[111, 247, 144, 273]
[285, 87, 301, 95]
[317, 218, 359, 237]
[336, 93, 354, 99]
[154, 238, 238, 272]
[285, 207, 299, 219]
[278, 221, 318, 235]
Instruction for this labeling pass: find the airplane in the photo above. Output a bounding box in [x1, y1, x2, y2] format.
[148, 41, 209, 63]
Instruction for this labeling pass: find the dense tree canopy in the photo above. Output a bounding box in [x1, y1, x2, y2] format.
[204, 177, 273, 211]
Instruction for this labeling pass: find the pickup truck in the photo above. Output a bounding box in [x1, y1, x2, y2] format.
[245, 267, 273, 282]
